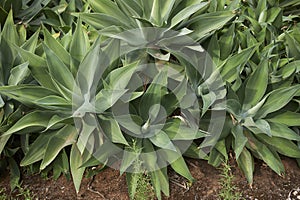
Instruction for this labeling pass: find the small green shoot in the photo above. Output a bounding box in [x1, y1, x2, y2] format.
[218, 161, 244, 200]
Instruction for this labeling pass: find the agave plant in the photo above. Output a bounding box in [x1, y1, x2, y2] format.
[206, 0, 300, 185]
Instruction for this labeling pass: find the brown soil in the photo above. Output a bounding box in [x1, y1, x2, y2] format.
[0, 157, 299, 200]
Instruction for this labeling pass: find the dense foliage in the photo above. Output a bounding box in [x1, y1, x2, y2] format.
[0, 0, 299, 199]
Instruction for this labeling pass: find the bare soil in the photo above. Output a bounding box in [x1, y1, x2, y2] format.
[0, 157, 299, 200]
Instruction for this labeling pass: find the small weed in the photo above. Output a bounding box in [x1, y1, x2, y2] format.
[134, 172, 155, 200]
[16, 184, 34, 200]
[0, 188, 7, 200]
[218, 161, 244, 200]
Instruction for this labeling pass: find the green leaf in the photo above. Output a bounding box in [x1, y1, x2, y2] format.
[2, 10, 19, 45]
[246, 132, 284, 175]
[149, 131, 176, 151]
[98, 115, 128, 146]
[8, 62, 30, 85]
[70, 20, 90, 64]
[243, 59, 269, 109]
[236, 148, 254, 184]
[164, 150, 194, 182]
[255, 119, 271, 136]
[269, 122, 300, 141]
[2, 111, 53, 137]
[232, 125, 248, 159]
[256, 134, 300, 158]
[43, 27, 71, 66]
[43, 43, 75, 94]
[189, 11, 235, 40]
[20, 133, 53, 166]
[40, 125, 77, 170]
[0, 85, 70, 110]
[170, 2, 208, 29]
[21, 29, 40, 52]
[285, 32, 300, 60]
[120, 146, 140, 174]
[256, 85, 300, 118]
[8, 158, 20, 191]
[220, 45, 257, 82]
[78, 13, 125, 29]
[70, 143, 85, 193]
[139, 68, 167, 120]
[87, 0, 128, 24]
[267, 111, 300, 126]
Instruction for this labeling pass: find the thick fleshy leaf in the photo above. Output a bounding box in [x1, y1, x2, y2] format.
[87, 0, 128, 24]
[2, 111, 53, 137]
[40, 125, 78, 170]
[2, 10, 19, 45]
[8, 62, 30, 85]
[43, 43, 75, 94]
[256, 85, 300, 118]
[70, 144, 85, 193]
[267, 111, 300, 126]
[188, 11, 235, 40]
[149, 131, 176, 151]
[43, 27, 71, 66]
[237, 148, 254, 184]
[98, 115, 128, 145]
[232, 125, 248, 159]
[220, 45, 257, 82]
[243, 59, 269, 109]
[169, 2, 208, 29]
[256, 134, 300, 158]
[162, 149, 194, 182]
[269, 122, 300, 141]
[70, 21, 90, 64]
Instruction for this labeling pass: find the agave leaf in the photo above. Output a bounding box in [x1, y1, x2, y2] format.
[285, 32, 300, 60]
[0, 85, 70, 110]
[255, 85, 300, 118]
[149, 130, 176, 151]
[169, 2, 207, 29]
[220, 45, 257, 83]
[78, 13, 125, 30]
[236, 148, 254, 184]
[70, 20, 90, 66]
[0, 135, 11, 155]
[232, 125, 248, 159]
[268, 122, 300, 141]
[43, 27, 71, 67]
[70, 143, 85, 193]
[266, 111, 300, 126]
[21, 29, 40, 52]
[115, 0, 142, 19]
[8, 62, 30, 86]
[1, 10, 19, 45]
[219, 24, 235, 60]
[255, 119, 271, 136]
[140, 139, 157, 171]
[139, 68, 167, 120]
[20, 133, 53, 166]
[98, 115, 128, 146]
[256, 134, 300, 158]
[8, 157, 20, 191]
[40, 125, 77, 170]
[246, 131, 285, 175]
[1, 111, 53, 137]
[120, 146, 140, 174]
[188, 11, 235, 40]
[243, 59, 269, 109]
[87, 0, 128, 24]
[150, 167, 169, 199]
[43, 43, 75, 94]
